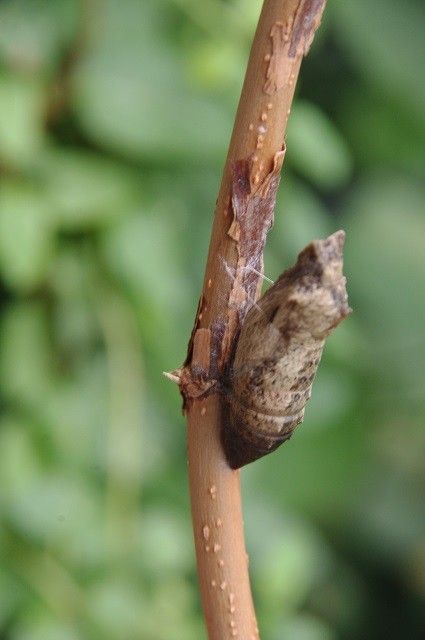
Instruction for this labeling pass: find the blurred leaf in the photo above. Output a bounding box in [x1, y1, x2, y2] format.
[272, 615, 336, 640]
[338, 86, 425, 175]
[303, 365, 356, 434]
[0, 570, 26, 627]
[267, 176, 332, 279]
[146, 579, 202, 640]
[39, 148, 140, 230]
[7, 472, 101, 550]
[0, 417, 42, 500]
[102, 209, 189, 312]
[49, 248, 99, 353]
[246, 504, 331, 618]
[308, 563, 367, 634]
[286, 100, 353, 189]
[323, 318, 368, 373]
[342, 174, 425, 410]
[332, 0, 425, 127]
[101, 208, 191, 369]
[0, 73, 46, 167]
[187, 38, 245, 91]
[87, 578, 147, 639]
[72, 0, 230, 160]
[137, 508, 193, 577]
[138, 394, 180, 477]
[246, 406, 367, 520]
[0, 0, 78, 74]
[169, 0, 259, 38]
[375, 419, 425, 478]
[353, 469, 425, 570]
[0, 180, 54, 291]
[41, 356, 109, 472]
[0, 303, 52, 407]
[10, 619, 79, 640]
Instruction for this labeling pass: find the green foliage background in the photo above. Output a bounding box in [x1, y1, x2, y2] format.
[0, 1, 424, 638]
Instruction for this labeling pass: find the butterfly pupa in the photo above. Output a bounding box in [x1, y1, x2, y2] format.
[223, 230, 351, 469]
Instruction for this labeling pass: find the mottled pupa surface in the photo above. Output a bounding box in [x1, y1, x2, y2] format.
[223, 230, 351, 469]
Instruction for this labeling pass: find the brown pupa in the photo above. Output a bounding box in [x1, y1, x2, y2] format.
[223, 230, 351, 469]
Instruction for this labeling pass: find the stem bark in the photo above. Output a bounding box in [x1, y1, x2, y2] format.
[178, 2, 327, 637]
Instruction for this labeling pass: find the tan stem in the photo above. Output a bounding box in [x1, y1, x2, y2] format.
[181, 1, 327, 638]
[188, 396, 256, 639]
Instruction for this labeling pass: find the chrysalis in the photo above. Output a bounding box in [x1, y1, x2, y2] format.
[223, 230, 351, 469]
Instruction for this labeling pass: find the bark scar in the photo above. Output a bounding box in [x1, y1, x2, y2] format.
[264, 0, 326, 94]
[289, 0, 326, 58]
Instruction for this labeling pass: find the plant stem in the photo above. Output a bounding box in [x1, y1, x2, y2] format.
[178, 1, 327, 637]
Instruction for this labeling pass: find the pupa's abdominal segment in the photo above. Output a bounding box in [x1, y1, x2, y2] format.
[223, 230, 351, 469]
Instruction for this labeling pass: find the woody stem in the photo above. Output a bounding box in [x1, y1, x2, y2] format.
[181, 2, 327, 638]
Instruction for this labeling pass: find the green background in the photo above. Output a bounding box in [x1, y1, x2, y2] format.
[0, 1, 424, 638]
